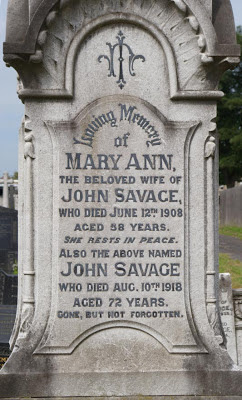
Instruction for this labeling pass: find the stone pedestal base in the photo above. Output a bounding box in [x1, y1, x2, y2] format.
[1, 397, 242, 400]
[1, 371, 242, 398]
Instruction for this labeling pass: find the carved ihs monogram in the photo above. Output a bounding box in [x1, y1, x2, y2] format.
[98, 31, 145, 89]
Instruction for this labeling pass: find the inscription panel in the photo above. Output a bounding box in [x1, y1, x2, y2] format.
[37, 97, 205, 354]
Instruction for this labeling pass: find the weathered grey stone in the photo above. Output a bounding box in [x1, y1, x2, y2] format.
[233, 289, 242, 368]
[220, 185, 242, 227]
[0, 207, 18, 274]
[1, 0, 241, 398]
[219, 273, 237, 363]
[0, 173, 18, 210]
[2, 397, 242, 400]
[212, 0, 238, 45]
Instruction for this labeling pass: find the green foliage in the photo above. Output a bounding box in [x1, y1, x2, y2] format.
[218, 27, 242, 186]
[13, 264, 18, 275]
[11, 171, 18, 180]
[219, 225, 242, 241]
[219, 253, 242, 288]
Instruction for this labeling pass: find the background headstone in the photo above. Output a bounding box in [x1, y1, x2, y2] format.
[0, 305, 16, 370]
[0, 207, 18, 274]
[220, 185, 242, 227]
[0, 306, 16, 345]
[0, 270, 18, 306]
[219, 273, 237, 363]
[233, 288, 242, 368]
[0, 174, 18, 210]
[0, 270, 17, 369]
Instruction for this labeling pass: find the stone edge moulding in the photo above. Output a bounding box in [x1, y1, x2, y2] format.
[1, 0, 242, 399]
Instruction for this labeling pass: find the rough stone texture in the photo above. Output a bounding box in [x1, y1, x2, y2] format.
[2, 397, 242, 400]
[233, 289, 242, 368]
[4, 0, 240, 57]
[1, 0, 241, 398]
[212, 0, 237, 44]
[0, 173, 18, 210]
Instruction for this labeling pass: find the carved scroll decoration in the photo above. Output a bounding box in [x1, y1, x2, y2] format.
[12, 0, 233, 100]
[32, 0, 213, 65]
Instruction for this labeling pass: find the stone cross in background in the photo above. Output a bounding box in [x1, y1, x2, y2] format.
[0, 173, 13, 208]
[0, 173, 18, 209]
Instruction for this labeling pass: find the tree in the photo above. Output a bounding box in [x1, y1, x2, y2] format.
[12, 171, 18, 180]
[218, 27, 242, 186]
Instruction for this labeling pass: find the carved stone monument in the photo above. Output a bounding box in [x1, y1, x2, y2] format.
[0, 270, 17, 366]
[0, 206, 18, 274]
[1, 0, 241, 398]
[0, 173, 18, 210]
[233, 288, 242, 368]
[219, 273, 237, 364]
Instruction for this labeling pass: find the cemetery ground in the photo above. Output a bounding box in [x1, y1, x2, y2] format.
[220, 226, 242, 241]
[219, 226, 242, 288]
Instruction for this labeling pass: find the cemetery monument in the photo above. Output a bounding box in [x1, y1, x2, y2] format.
[0, 206, 18, 274]
[0, 0, 241, 398]
[0, 172, 18, 210]
[0, 269, 17, 366]
[219, 273, 237, 364]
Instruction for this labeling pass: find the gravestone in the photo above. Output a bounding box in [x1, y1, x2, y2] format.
[0, 270, 17, 368]
[1, 0, 241, 398]
[0, 305, 16, 351]
[0, 270, 18, 306]
[0, 207, 18, 274]
[219, 273, 237, 364]
[233, 288, 242, 368]
[0, 173, 18, 210]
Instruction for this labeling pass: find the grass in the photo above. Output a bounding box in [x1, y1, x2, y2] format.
[219, 253, 242, 288]
[219, 226, 242, 287]
[219, 225, 242, 241]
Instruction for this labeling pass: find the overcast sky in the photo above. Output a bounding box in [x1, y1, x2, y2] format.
[0, 0, 241, 176]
